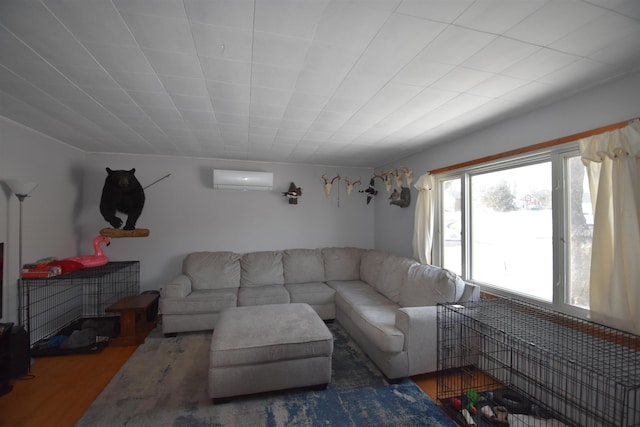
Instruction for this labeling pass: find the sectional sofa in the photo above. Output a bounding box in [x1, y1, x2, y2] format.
[159, 247, 479, 379]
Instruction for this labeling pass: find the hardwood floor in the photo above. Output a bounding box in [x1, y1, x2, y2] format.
[0, 345, 136, 427]
[0, 344, 440, 427]
[413, 372, 439, 402]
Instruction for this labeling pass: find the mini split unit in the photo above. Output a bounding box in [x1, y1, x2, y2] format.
[212, 169, 273, 191]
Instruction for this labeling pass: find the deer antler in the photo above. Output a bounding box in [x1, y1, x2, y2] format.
[382, 171, 393, 194]
[345, 177, 362, 195]
[322, 173, 340, 196]
[392, 168, 403, 189]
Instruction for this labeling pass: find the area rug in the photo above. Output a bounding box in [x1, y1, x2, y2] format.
[77, 323, 455, 427]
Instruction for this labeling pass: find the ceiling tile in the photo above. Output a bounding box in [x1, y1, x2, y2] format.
[83, 43, 155, 74]
[254, 0, 327, 39]
[463, 37, 541, 73]
[467, 75, 529, 98]
[201, 57, 251, 84]
[454, 0, 548, 33]
[170, 94, 213, 112]
[158, 75, 208, 97]
[396, 0, 474, 23]
[110, 71, 166, 92]
[418, 25, 497, 66]
[502, 48, 580, 81]
[113, 0, 189, 20]
[551, 11, 640, 57]
[189, 22, 252, 62]
[43, 0, 137, 46]
[251, 63, 299, 91]
[183, 0, 255, 29]
[253, 31, 311, 68]
[505, 0, 607, 46]
[206, 81, 251, 103]
[142, 50, 203, 79]
[120, 12, 195, 54]
[394, 60, 455, 87]
[431, 67, 493, 92]
[313, 1, 390, 49]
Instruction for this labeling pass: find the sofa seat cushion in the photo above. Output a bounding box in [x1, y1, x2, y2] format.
[347, 304, 404, 353]
[160, 289, 237, 315]
[283, 249, 325, 284]
[184, 252, 241, 290]
[329, 281, 397, 309]
[285, 282, 335, 305]
[240, 251, 285, 287]
[326, 280, 370, 293]
[237, 285, 290, 306]
[322, 247, 364, 281]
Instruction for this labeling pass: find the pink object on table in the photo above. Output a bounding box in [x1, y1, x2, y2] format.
[64, 235, 110, 268]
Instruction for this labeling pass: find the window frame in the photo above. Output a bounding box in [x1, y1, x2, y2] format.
[432, 142, 591, 319]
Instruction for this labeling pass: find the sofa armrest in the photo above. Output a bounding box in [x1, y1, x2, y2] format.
[395, 306, 439, 375]
[459, 281, 480, 302]
[162, 274, 192, 298]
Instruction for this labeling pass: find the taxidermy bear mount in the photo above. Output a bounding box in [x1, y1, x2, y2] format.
[100, 168, 145, 230]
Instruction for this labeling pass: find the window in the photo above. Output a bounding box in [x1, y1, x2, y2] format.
[434, 146, 593, 315]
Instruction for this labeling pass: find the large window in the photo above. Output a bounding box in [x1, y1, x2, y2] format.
[434, 146, 593, 314]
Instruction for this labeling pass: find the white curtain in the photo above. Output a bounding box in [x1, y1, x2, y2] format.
[579, 120, 640, 334]
[412, 173, 434, 264]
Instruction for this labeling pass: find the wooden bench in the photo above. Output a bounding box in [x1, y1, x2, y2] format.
[105, 293, 159, 346]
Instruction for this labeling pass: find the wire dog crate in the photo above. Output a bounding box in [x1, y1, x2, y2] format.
[437, 298, 640, 427]
[19, 261, 140, 346]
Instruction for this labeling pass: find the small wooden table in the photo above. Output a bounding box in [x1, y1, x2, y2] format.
[105, 293, 159, 346]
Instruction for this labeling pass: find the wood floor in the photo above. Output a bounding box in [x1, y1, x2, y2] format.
[0, 345, 440, 427]
[0, 345, 136, 427]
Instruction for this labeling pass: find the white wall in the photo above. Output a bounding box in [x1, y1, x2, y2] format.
[0, 117, 86, 323]
[79, 154, 374, 290]
[375, 70, 640, 259]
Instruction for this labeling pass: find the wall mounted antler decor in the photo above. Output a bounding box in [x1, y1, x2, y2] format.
[321, 173, 341, 196]
[344, 177, 362, 195]
[370, 167, 413, 208]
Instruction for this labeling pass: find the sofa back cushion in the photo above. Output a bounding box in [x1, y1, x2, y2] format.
[322, 247, 364, 281]
[398, 263, 465, 307]
[375, 255, 416, 303]
[240, 251, 285, 287]
[283, 248, 325, 284]
[183, 252, 241, 290]
[360, 250, 391, 287]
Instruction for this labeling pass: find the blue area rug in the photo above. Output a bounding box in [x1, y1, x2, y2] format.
[77, 323, 455, 426]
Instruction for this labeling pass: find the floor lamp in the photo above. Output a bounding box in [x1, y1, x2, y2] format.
[4, 180, 38, 331]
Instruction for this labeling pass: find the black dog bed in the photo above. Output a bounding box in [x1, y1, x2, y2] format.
[30, 317, 119, 357]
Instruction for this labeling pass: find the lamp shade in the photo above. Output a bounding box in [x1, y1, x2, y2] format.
[4, 179, 38, 196]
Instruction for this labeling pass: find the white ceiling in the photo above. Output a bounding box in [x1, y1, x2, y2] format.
[1, 1, 640, 167]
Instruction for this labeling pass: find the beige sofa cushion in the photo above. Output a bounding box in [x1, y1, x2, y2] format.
[398, 263, 465, 307]
[160, 289, 237, 315]
[322, 247, 364, 281]
[375, 255, 416, 303]
[240, 251, 284, 287]
[183, 252, 241, 290]
[283, 248, 325, 284]
[360, 250, 391, 287]
[237, 285, 290, 306]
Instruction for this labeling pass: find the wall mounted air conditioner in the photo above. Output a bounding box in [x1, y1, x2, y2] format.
[213, 169, 273, 191]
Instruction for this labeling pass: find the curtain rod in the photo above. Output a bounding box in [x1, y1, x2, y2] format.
[429, 117, 638, 176]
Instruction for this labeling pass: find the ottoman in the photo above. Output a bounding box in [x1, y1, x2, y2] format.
[208, 303, 333, 402]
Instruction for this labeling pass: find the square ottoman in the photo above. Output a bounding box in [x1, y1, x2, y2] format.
[208, 303, 333, 402]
